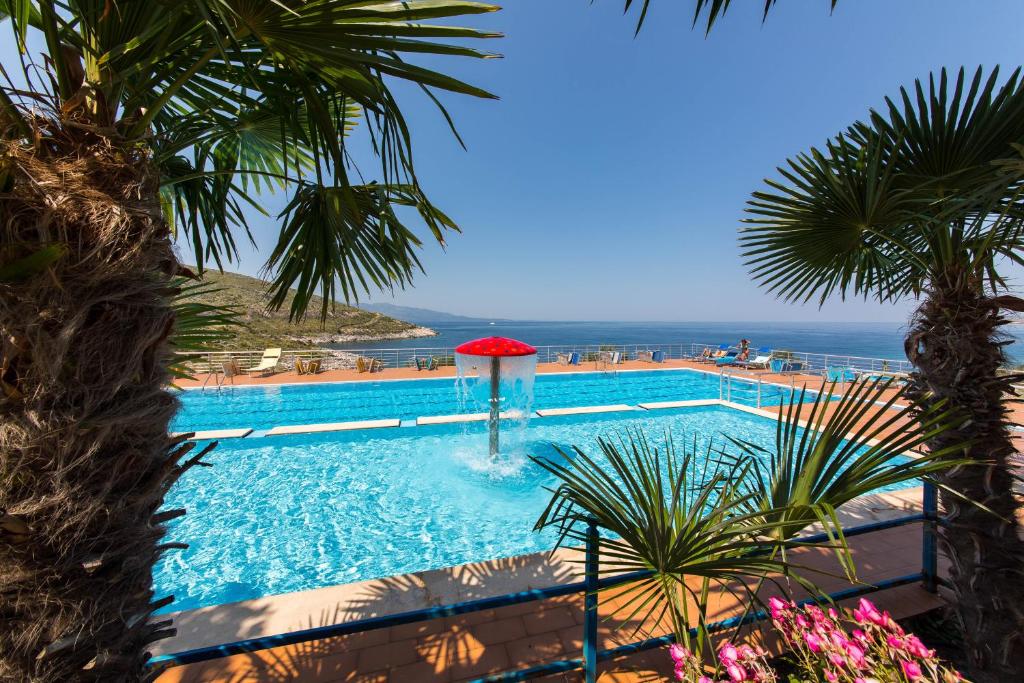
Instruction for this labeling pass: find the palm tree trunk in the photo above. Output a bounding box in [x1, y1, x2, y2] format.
[0, 133, 201, 681]
[906, 269, 1024, 682]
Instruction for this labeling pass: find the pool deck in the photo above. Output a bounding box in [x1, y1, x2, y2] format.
[153, 488, 946, 683]
[157, 358, 1023, 681]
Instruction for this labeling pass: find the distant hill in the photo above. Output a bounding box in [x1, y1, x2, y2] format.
[181, 269, 436, 349]
[359, 302, 491, 324]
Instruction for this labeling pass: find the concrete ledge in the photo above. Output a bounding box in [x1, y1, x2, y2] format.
[265, 419, 400, 436]
[416, 411, 524, 426]
[535, 404, 636, 417]
[172, 428, 253, 441]
[638, 399, 723, 410]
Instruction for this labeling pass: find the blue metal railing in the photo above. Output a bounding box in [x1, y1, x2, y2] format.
[150, 482, 940, 682]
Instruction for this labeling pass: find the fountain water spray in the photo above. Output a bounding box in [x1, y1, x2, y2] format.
[454, 337, 537, 457]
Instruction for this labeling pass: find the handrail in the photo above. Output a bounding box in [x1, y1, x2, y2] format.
[171, 341, 914, 375]
[149, 483, 940, 682]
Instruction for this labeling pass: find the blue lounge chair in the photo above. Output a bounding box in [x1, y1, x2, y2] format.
[699, 344, 730, 363]
[556, 351, 581, 366]
[651, 350, 665, 363]
[770, 358, 805, 373]
[715, 350, 740, 365]
[826, 366, 858, 383]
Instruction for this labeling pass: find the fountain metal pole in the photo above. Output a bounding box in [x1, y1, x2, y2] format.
[488, 356, 501, 456]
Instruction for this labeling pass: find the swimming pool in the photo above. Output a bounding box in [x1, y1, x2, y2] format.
[155, 405, 910, 613]
[171, 368, 794, 432]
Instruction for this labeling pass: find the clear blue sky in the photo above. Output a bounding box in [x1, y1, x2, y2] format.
[6, 1, 1024, 322]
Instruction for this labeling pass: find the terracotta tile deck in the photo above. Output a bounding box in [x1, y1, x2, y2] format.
[154, 523, 946, 683]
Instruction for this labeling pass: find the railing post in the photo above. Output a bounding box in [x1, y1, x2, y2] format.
[584, 518, 599, 683]
[922, 480, 938, 593]
[756, 378, 762, 409]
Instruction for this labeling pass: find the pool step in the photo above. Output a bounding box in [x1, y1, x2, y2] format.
[535, 404, 636, 417]
[172, 428, 253, 441]
[266, 419, 401, 436]
[638, 399, 722, 410]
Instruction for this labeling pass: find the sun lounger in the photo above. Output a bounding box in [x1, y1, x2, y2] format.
[769, 358, 805, 373]
[295, 358, 322, 375]
[715, 350, 740, 366]
[636, 350, 654, 362]
[415, 356, 440, 371]
[738, 347, 772, 369]
[357, 356, 383, 373]
[244, 348, 282, 377]
[651, 350, 665, 363]
[595, 350, 622, 369]
[698, 344, 730, 363]
[826, 366, 858, 383]
[556, 351, 581, 366]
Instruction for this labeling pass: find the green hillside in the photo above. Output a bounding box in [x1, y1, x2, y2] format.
[180, 269, 435, 349]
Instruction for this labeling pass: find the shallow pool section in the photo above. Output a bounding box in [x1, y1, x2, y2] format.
[155, 406, 909, 612]
[172, 368, 795, 432]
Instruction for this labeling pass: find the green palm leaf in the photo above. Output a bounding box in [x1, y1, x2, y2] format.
[532, 431, 826, 652]
[741, 67, 1024, 303]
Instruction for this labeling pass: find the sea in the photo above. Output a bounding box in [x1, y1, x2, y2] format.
[331, 320, 1024, 365]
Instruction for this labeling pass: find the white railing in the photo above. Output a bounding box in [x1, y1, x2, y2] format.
[174, 342, 913, 376]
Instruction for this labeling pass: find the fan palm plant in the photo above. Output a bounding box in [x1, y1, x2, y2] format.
[0, 2, 498, 680]
[739, 67, 1024, 681]
[532, 382, 960, 659]
[533, 431, 816, 658]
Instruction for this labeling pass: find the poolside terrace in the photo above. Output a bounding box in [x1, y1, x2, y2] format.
[157, 345, 1023, 682]
[153, 486, 946, 683]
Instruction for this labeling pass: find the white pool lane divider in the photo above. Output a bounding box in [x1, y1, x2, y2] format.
[265, 419, 401, 436]
[172, 428, 253, 441]
[535, 404, 636, 417]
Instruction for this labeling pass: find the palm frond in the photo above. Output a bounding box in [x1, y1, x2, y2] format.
[721, 378, 966, 575]
[168, 278, 242, 379]
[263, 181, 458, 321]
[532, 430, 822, 652]
[742, 67, 1024, 305]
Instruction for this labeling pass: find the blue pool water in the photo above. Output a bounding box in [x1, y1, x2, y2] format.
[155, 405, 911, 612]
[172, 368, 795, 432]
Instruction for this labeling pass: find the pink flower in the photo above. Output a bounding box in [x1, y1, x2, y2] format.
[719, 643, 739, 663]
[901, 659, 923, 680]
[905, 635, 933, 659]
[824, 671, 838, 682]
[669, 643, 690, 664]
[852, 629, 868, 643]
[737, 644, 756, 661]
[768, 596, 788, 619]
[698, 677, 713, 683]
[845, 642, 867, 668]
[804, 632, 823, 652]
[726, 663, 746, 682]
[887, 635, 905, 650]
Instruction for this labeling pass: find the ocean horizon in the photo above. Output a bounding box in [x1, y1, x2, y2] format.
[332, 319, 1024, 364]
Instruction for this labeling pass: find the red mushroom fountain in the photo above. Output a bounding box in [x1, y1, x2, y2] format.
[454, 336, 537, 457]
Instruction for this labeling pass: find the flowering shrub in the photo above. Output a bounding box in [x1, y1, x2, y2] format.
[670, 642, 776, 683]
[669, 598, 965, 683]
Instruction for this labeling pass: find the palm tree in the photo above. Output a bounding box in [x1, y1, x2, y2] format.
[0, 2, 498, 680]
[739, 67, 1024, 681]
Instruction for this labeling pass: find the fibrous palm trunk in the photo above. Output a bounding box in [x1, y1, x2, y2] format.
[906, 269, 1024, 683]
[0, 129, 205, 681]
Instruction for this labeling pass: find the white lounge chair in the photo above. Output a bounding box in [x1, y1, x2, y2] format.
[738, 348, 773, 369]
[244, 348, 282, 377]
